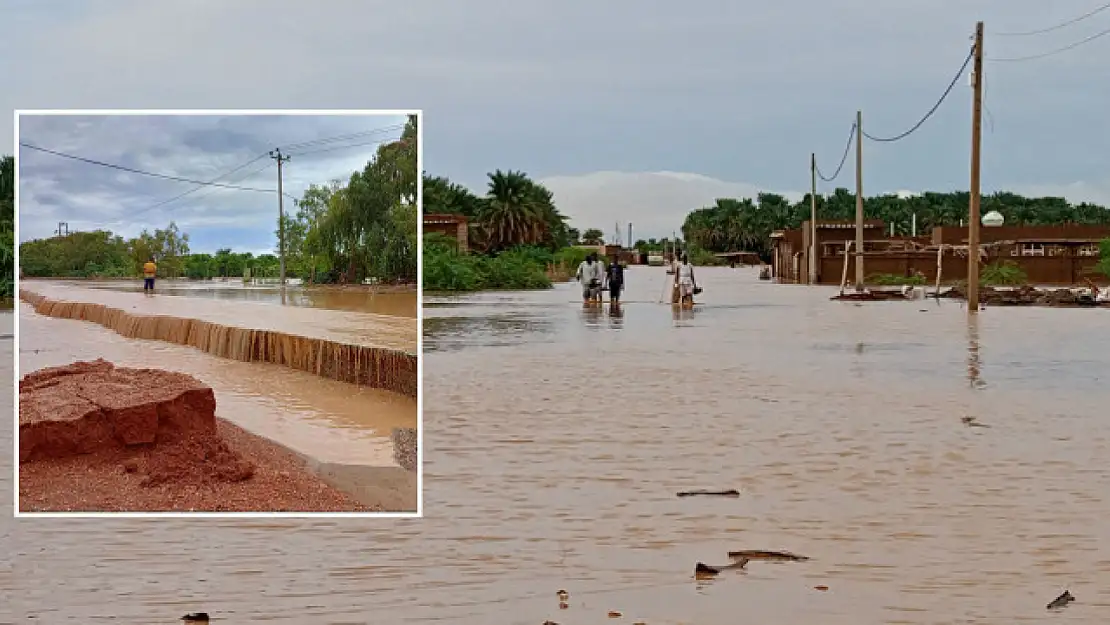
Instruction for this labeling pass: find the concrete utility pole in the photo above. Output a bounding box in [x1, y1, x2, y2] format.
[967, 21, 985, 313]
[854, 110, 864, 291]
[810, 153, 818, 284]
[270, 148, 291, 287]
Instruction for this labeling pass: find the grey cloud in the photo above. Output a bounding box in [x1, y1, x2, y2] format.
[2, 0, 1107, 239]
[16, 113, 407, 250]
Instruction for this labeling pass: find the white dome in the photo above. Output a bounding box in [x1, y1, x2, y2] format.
[981, 210, 1004, 227]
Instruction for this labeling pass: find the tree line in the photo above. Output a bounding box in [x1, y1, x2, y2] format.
[422, 170, 597, 290]
[17, 115, 419, 285]
[1, 155, 12, 299]
[280, 114, 418, 284]
[681, 190, 1110, 260]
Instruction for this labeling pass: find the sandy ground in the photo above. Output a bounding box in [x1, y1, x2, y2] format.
[19, 418, 380, 513]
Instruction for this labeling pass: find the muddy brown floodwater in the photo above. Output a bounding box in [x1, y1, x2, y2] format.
[69, 278, 418, 318]
[10, 267, 1110, 623]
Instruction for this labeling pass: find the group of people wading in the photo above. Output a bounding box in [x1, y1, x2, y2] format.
[575, 252, 698, 310]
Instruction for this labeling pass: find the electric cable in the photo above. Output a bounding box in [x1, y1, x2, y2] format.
[286, 135, 402, 157]
[19, 142, 276, 193]
[861, 45, 974, 143]
[990, 24, 1110, 62]
[992, 2, 1110, 36]
[815, 122, 856, 182]
[279, 124, 404, 151]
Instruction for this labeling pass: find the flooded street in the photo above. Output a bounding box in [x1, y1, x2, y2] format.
[11, 267, 1110, 623]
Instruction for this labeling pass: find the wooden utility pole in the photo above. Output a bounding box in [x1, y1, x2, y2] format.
[810, 153, 818, 284]
[270, 148, 291, 287]
[854, 110, 864, 291]
[967, 22, 985, 313]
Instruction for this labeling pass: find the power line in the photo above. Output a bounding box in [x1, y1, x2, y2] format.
[136, 153, 271, 214]
[139, 125, 403, 213]
[18, 142, 276, 193]
[286, 135, 401, 157]
[279, 124, 404, 151]
[122, 158, 276, 224]
[992, 2, 1110, 36]
[990, 24, 1110, 61]
[815, 122, 856, 182]
[861, 45, 974, 143]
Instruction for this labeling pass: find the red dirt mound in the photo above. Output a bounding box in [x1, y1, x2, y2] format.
[19, 359, 255, 488]
[19, 359, 219, 462]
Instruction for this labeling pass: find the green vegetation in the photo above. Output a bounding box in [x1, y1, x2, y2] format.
[17, 115, 418, 285]
[1097, 238, 1110, 279]
[681, 190, 1110, 260]
[282, 115, 417, 284]
[980, 260, 1029, 286]
[1, 155, 13, 301]
[423, 170, 596, 291]
[867, 273, 928, 286]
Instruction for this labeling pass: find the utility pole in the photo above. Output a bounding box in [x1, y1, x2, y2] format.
[270, 148, 291, 288]
[967, 21, 985, 313]
[810, 152, 818, 284]
[854, 110, 864, 291]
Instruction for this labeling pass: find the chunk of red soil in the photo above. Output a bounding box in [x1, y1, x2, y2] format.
[19, 359, 217, 462]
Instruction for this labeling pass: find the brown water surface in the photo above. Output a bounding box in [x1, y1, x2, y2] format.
[10, 267, 1110, 623]
[23, 281, 416, 353]
[69, 278, 418, 318]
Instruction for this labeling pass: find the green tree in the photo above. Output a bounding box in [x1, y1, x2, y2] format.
[580, 228, 604, 245]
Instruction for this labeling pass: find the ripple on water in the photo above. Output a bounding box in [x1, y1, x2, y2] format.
[11, 269, 1110, 623]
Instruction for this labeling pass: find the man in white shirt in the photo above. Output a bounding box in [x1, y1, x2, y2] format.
[576, 253, 604, 304]
[675, 253, 697, 307]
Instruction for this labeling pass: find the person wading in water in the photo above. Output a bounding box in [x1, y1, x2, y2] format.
[674, 253, 697, 308]
[605, 253, 625, 311]
[142, 256, 157, 293]
[576, 253, 604, 306]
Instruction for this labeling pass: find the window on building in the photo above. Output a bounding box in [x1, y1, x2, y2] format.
[1017, 243, 1045, 257]
[1078, 244, 1099, 257]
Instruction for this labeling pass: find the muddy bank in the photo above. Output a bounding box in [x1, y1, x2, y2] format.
[19, 289, 417, 397]
[18, 360, 377, 512]
[941, 284, 1109, 308]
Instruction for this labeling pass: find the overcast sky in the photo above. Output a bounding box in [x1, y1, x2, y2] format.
[17, 114, 405, 254]
[3, 0, 1109, 241]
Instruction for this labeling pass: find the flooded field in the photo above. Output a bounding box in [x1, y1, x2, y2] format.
[64, 278, 418, 318]
[11, 267, 1110, 623]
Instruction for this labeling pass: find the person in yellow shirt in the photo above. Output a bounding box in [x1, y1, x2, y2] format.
[142, 256, 157, 292]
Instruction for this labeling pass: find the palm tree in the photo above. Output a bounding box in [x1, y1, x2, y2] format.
[481, 170, 549, 251]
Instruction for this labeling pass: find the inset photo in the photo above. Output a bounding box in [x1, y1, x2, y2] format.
[14, 109, 420, 516]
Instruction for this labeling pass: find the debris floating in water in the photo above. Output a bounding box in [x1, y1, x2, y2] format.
[961, 416, 991, 428]
[726, 550, 809, 561]
[1046, 590, 1074, 610]
[181, 613, 209, 623]
[676, 489, 740, 497]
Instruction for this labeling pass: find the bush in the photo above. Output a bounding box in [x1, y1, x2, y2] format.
[688, 247, 724, 266]
[1097, 238, 1110, 279]
[980, 260, 1028, 286]
[422, 235, 554, 291]
[866, 273, 927, 286]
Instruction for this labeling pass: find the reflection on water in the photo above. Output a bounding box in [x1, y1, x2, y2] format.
[73, 278, 417, 318]
[12, 267, 1110, 623]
